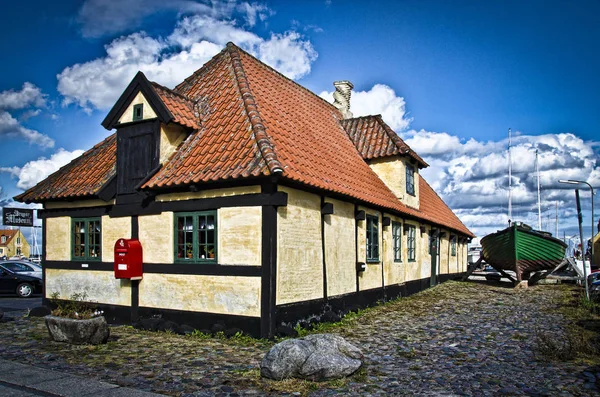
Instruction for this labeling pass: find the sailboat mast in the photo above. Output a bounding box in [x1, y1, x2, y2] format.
[555, 201, 559, 237]
[536, 149, 542, 230]
[508, 128, 512, 223]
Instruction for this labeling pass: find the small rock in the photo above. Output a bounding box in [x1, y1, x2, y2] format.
[156, 320, 179, 333]
[224, 328, 243, 338]
[178, 324, 196, 335]
[29, 306, 51, 317]
[211, 323, 226, 334]
[276, 325, 298, 338]
[321, 310, 341, 323]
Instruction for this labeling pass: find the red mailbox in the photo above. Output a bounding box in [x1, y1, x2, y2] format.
[114, 238, 143, 280]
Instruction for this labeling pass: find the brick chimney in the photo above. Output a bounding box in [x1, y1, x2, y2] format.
[333, 80, 354, 119]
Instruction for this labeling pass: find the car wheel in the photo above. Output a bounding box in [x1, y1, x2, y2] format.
[16, 283, 33, 298]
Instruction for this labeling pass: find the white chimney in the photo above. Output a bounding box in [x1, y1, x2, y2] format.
[333, 80, 354, 119]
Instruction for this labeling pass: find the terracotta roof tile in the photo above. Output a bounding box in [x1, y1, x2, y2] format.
[15, 134, 116, 203]
[150, 82, 200, 130]
[419, 177, 474, 237]
[341, 115, 428, 167]
[0, 229, 18, 246]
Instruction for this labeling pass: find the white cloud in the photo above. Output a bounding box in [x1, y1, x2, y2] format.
[0, 82, 46, 110]
[320, 84, 412, 131]
[0, 166, 20, 178]
[59, 13, 317, 111]
[0, 111, 54, 148]
[14, 149, 84, 190]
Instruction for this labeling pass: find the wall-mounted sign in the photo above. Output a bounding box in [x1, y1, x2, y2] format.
[2, 208, 34, 227]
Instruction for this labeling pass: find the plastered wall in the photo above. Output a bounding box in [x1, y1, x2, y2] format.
[323, 198, 356, 297]
[160, 123, 188, 164]
[156, 186, 261, 202]
[219, 206, 261, 266]
[440, 232, 449, 274]
[45, 269, 131, 306]
[46, 217, 70, 261]
[382, 213, 406, 286]
[368, 157, 420, 209]
[138, 212, 174, 264]
[357, 206, 383, 291]
[101, 216, 131, 260]
[118, 91, 157, 124]
[276, 186, 323, 305]
[139, 274, 260, 317]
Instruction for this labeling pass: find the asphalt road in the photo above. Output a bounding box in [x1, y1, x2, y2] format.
[0, 297, 42, 312]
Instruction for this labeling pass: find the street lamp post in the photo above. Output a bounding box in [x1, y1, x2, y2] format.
[559, 180, 595, 263]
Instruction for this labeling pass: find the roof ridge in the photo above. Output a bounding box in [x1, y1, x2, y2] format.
[227, 43, 283, 175]
[150, 81, 193, 102]
[374, 115, 429, 168]
[227, 42, 343, 118]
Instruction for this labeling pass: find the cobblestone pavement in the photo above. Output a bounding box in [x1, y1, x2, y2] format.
[1, 281, 599, 396]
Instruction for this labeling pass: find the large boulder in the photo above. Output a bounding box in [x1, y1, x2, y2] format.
[45, 315, 109, 345]
[260, 334, 363, 381]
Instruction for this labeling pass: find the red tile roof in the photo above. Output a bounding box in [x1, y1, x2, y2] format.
[14, 42, 473, 237]
[341, 115, 428, 167]
[0, 230, 18, 246]
[150, 82, 200, 130]
[14, 134, 116, 203]
[419, 178, 472, 236]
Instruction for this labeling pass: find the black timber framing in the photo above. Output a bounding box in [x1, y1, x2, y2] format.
[131, 216, 140, 322]
[42, 217, 47, 300]
[43, 261, 262, 276]
[275, 274, 464, 327]
[321, 196, 328, 300]
[102, 71, 173, 130]
[115, 119, 160, 201]
[38, 192, 288, 219]
[261, 182, 278, 339]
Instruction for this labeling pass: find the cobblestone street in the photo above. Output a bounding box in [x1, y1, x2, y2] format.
[1, 281, 598, 396]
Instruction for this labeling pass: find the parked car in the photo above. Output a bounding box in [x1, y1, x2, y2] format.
[28, 254, 42, 264]
[0, 263, 43, 298]
[0, 260, 42, 278]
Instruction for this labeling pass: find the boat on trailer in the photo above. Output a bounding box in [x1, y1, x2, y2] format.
[480, 222, 567, 281]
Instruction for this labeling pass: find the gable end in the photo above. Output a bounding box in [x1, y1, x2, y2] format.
[102, 71, 174, 130]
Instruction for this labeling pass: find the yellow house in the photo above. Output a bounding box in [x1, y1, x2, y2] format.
[16, 43, 474, 338]
[0, 229, 30, 259]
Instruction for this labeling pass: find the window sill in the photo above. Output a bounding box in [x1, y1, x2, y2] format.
[393, 260, 403, 263]
[72, 258, 102, 262]
[408, 259, 416, 262]
[366, 260, 380, 264]
[174, 259, 218, 264]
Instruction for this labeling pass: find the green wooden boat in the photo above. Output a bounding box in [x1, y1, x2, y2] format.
[480, 222, 567, 281]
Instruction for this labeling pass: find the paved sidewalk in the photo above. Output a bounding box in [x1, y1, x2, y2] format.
[0, 358, 166, 397]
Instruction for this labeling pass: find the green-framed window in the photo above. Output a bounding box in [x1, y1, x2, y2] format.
[392, 221, 402, 262]
[133, 103, 143, 121]
[406, 164, 415, 196]
[407, 225, 416, 262]
[366, 214, 379, 262]
[72, 218, 102, 261]
[175, 211, 217, 263]
[451, 236, 457, 256]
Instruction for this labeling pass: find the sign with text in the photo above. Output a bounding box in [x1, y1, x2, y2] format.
[2, 208, 34, 227]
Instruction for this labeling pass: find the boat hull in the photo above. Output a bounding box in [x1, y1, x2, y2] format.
[480, 224, 567, 281]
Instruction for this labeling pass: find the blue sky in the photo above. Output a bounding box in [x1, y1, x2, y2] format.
[0, 0, 598, 249]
